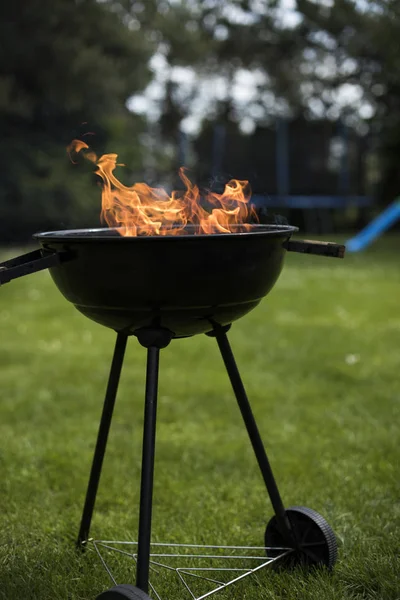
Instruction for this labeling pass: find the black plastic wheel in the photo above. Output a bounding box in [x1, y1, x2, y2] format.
[265, 506, 338, 569]
[96, 584, 151, 600]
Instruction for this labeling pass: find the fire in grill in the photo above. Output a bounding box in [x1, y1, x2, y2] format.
[0, 142, 345, 600]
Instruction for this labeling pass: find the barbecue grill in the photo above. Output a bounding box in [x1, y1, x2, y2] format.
[0, 224, 345, 600]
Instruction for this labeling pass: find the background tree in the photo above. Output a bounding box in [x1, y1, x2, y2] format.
[128, 0, 398, 204]
[0, 0, 153, 241]
[2, 0, 399, 242]
[296, 0, 400, 202]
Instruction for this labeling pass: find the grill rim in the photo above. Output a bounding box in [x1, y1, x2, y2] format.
[33, 224, 298, 243]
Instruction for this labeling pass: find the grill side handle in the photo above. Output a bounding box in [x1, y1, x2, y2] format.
[0, 249, 72, 285]
[283, 239, 345, 258]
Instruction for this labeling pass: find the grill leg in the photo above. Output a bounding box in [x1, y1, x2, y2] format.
[212, 327, 293, 543]
[135, 346, 161, 594]
[77, 332, 128, 547]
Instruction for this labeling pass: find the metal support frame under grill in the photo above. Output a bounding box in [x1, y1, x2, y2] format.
[77, 325, 294, 597]
[89, 539, 293, 600]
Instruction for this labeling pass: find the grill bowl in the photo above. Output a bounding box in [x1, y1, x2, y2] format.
[34, 224, 297, 337]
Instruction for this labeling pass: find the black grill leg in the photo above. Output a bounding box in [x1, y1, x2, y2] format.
[213, 327, 293, 544]
[135, 346, 161, 593]
[77, 332, 128, 547]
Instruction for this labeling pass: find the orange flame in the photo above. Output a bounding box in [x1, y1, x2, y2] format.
[68, 139, 257, 236]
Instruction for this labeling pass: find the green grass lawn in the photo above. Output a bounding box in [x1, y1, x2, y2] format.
[0, 235, 399, 600]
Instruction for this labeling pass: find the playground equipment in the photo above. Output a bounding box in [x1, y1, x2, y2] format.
[346, 198, 400, 252]
[179, 119, 373, 234]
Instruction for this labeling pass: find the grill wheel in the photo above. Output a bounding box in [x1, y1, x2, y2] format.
[265, 506, 338, 569]
[96, 584, 151, 600]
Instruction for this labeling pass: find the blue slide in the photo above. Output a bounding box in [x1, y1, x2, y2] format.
[346, 198, 400, 252]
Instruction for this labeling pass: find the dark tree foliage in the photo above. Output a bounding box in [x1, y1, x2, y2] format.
[0, 0, 153, 241]
[297, 0, 400, 202]
[2, 0, 398, 243]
